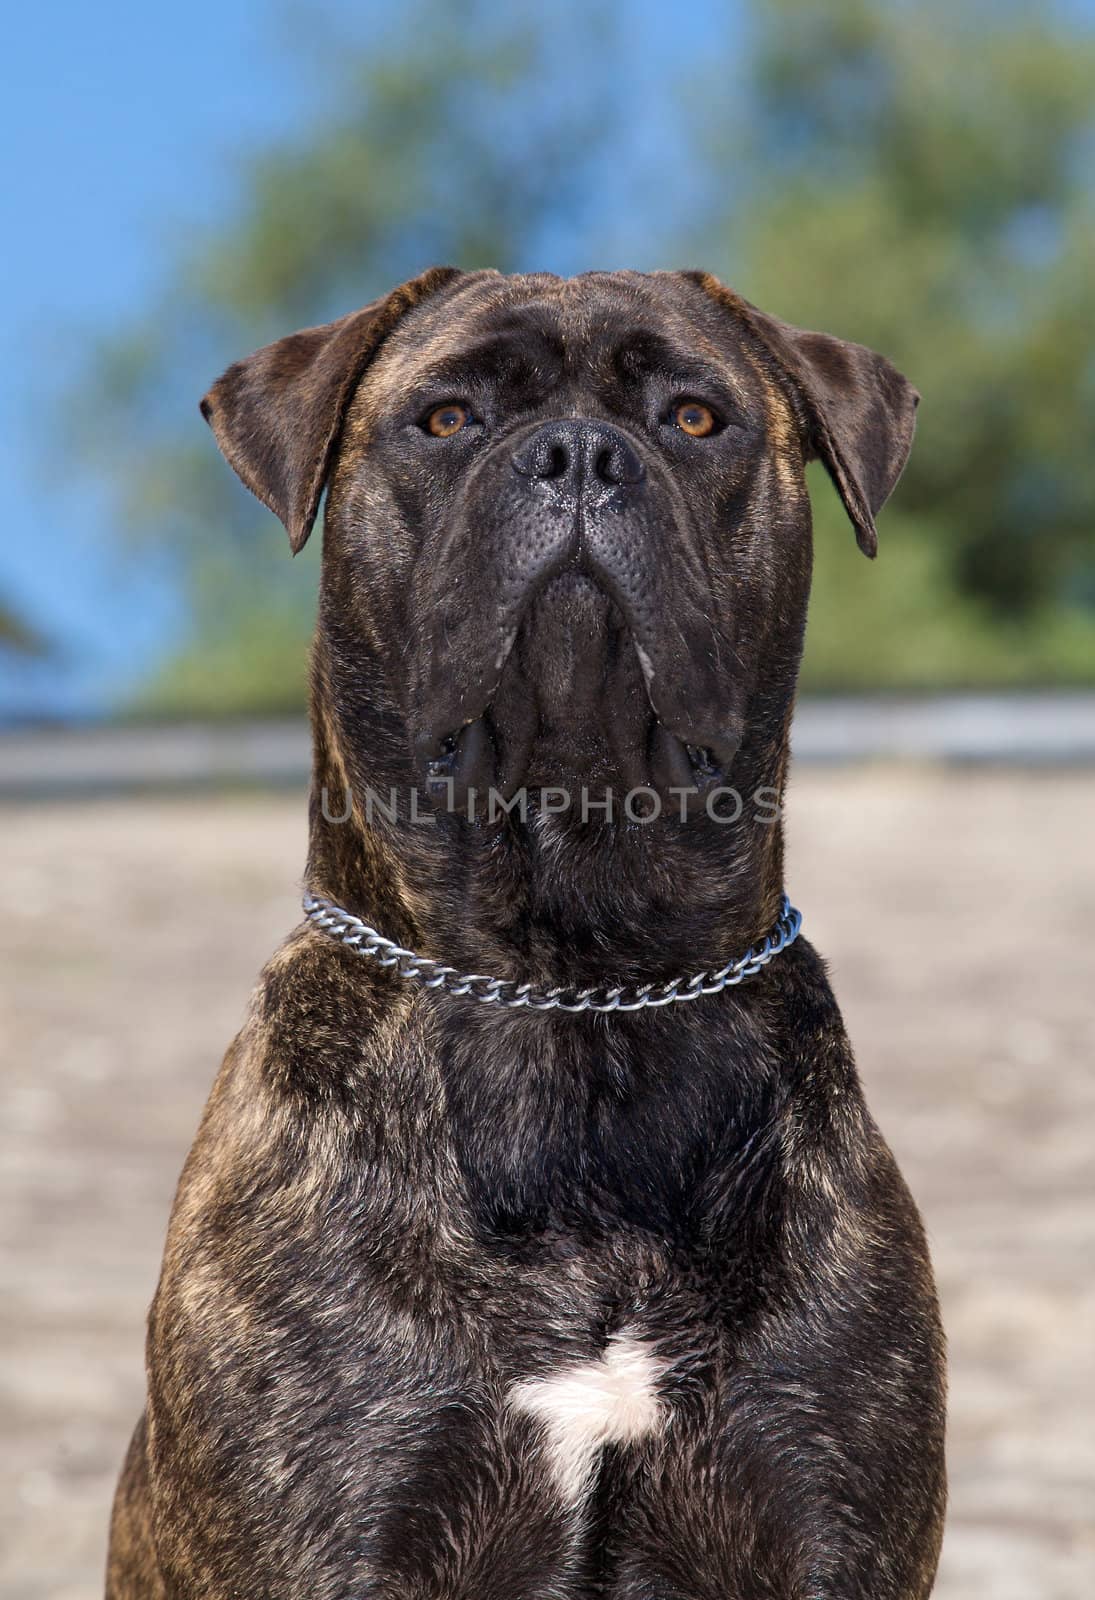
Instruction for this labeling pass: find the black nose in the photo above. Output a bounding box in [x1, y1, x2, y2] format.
[511, 419, 645, 490]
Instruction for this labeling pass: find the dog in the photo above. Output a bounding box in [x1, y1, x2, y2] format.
[106, 268, 946, 1599]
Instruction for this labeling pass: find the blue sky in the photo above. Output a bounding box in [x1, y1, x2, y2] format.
[2, 2, 313, 716]
[0, 0, 731, 720]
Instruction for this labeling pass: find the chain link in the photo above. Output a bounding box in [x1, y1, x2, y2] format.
[302, 890, 802, 1014]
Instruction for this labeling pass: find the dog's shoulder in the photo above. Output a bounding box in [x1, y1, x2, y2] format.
[154, 927, 438, 1278]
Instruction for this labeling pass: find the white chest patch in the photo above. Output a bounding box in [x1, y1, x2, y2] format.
[507, 1335, 666, 1501]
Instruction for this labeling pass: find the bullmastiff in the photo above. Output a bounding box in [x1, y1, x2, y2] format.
[107, 267, 946, 1599]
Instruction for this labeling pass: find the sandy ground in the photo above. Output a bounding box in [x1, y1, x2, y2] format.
[1, 769, 1092, 1598]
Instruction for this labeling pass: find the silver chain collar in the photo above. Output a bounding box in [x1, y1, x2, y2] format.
[302, 890, 802, 1014]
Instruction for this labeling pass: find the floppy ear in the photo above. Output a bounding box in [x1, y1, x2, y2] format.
[683, 271, 919, 557]
[200, 265, 463, 553]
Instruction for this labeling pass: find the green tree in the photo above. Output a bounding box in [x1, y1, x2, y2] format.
[711, 0, 1095, 622]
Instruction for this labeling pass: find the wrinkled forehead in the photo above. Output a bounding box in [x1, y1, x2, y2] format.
[354, 270, 774, 417]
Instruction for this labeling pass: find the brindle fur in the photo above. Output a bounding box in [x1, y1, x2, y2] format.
[107, 269, 945, 1599]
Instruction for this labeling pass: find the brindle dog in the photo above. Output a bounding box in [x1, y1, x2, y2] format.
[106, 268, 946, 1599]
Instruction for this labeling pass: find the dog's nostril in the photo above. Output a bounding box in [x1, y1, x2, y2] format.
[595, 440, 644, 486]
[547, 444, 569, 479]
[514, 422, 643, 486]
[512, 437, 571, 480]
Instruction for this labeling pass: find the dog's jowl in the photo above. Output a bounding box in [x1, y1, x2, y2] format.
[106, 270, 946, 1599]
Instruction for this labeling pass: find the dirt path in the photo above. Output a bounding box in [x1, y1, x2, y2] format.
[1, 770, 1092, 1597]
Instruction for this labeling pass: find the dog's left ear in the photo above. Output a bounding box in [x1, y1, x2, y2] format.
[200, 265, 464, 553]
[682, 271, 919, 557]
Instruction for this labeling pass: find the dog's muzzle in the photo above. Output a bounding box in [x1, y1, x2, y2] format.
[409, 418, 744, 812]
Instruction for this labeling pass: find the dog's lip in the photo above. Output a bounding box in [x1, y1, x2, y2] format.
[411, 573, 743, 809]
[413, 712, 742, 815]
[416, 716, 498, 807]
[411, 674, 741, 774]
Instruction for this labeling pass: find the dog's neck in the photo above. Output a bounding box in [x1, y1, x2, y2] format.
[304, 650, 793, 990]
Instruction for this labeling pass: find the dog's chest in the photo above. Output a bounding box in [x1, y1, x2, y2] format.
[434, 1012, 772, 1257]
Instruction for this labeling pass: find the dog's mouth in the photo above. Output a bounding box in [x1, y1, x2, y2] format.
[416, 722, 737, 812]
[412, 571, 742, 815]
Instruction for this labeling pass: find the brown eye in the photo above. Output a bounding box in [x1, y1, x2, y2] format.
[673, 400, 717, 438]
[426, 402, 472, 437]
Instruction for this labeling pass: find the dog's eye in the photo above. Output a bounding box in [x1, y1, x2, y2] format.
[672, 400, 718, 438]
[425, 402, 473, 438]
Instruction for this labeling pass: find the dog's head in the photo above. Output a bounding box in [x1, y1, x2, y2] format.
[202, 269, 916, 813]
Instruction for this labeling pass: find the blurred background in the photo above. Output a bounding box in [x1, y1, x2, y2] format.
[1, 1, 1093, 1596]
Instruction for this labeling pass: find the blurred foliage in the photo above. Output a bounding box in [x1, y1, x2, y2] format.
[0, 599, 45, 656]
[805, 471, 1095, 690]
[68, 0, 1095, 714]
[726, 0, 1095, 623]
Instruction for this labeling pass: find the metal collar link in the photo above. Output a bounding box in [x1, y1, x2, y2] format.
[302, 890, 802, 1015]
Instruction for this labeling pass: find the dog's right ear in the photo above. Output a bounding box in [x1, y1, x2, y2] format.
[200, 266, 463, 553]
[681, 271, 918, 559]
